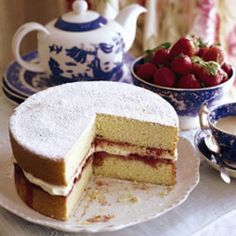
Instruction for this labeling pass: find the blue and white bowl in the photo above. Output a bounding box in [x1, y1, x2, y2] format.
[131, 56, 235, 130]
[208, 103, 236, 163]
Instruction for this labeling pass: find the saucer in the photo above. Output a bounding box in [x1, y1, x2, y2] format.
[2, 51, 134, 104]
[2, 85, 25, 105]
[2, 77, 27, 99]
[194, 129, 236, 178]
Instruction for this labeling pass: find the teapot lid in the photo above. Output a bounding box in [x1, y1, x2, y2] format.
[54, 0, 107, 32]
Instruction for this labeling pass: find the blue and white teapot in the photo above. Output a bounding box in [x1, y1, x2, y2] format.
[12, 0, 146, 82]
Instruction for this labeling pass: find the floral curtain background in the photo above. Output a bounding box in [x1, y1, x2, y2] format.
[1, 0, 236, 74]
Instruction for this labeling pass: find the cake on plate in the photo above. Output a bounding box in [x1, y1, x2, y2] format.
[9, 81, 179, 220]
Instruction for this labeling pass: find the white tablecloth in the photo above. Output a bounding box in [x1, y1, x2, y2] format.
[1, 90, 236, 236]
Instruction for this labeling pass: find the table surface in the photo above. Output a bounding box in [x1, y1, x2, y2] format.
[1, 83, 236, 236]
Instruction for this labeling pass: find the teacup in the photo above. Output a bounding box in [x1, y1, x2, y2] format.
[200, 103, 236, 164]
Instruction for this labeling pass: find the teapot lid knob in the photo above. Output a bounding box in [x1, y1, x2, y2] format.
[54, 0, 108, 32]
[73, 0, 88, 15]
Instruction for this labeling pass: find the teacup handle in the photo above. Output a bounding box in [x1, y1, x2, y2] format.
[199, 104, 210, 130]
[12, 22, 49, 72]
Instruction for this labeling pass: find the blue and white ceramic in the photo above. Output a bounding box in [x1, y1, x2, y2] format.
[12, 0, 146, 82]
[2, 77, 28, 98]
[2, 86, 25, 105]
[2, 51, 134, 104]
[4, 51, 53, 97]
[206, 103, 236, 163]
[194, 129, 236, 177]
[131, 56, 235, 130]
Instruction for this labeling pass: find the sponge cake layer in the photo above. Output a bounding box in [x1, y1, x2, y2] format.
[93, 152, 176, 185]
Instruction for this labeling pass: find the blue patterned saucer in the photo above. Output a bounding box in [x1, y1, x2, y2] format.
[194, 129, 236, 177]
[2, 77, 27, 98]
[2, 84, 25, 105]
[3, 51, 133, 102]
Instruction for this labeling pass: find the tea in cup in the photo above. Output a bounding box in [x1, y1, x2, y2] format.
[215, 116, 236, 135]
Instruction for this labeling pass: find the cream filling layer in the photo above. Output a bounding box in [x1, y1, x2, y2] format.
[13, 147, 94, 196]
[14, 143, 176, 196]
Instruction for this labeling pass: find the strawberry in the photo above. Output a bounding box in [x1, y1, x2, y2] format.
[191, 56, 226, 86]
[170, 54, 192, 75]
[202, 45, 225, 65]
[191, 56, 205, 78]
[152, 48, 170, 67]
[193, 36, 209, 58]
[198, 61, 225, 86]
[221, 62, 232, 77]
[176, 74, 201, 88]
[197, 47, 208, 58]
[145, 42, 171, 63]
[135, 62, 157, 82]
[153, 67, 176, 87]
[169, 37, 195, 59]
[221, 71, 229, 83]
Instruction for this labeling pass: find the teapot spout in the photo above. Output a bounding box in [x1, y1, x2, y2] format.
[116, 4, 147, 52]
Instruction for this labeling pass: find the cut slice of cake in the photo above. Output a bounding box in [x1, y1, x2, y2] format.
[9, 81, 179, 220]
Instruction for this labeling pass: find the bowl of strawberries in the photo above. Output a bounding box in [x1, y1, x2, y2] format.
[131, 36, 235, 130]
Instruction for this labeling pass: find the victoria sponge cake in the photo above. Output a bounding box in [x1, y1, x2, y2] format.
[9, 81, 179, 220]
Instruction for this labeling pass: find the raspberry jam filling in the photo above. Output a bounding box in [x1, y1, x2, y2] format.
[95, 138, 172, 158]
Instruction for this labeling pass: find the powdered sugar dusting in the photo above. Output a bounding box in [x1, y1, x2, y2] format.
[10, 82, 178, 159]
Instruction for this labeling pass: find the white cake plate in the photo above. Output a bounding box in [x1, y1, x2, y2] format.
[0, 137, 199, 233]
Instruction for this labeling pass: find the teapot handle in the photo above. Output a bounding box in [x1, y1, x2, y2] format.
[12, 22, 49, 72]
